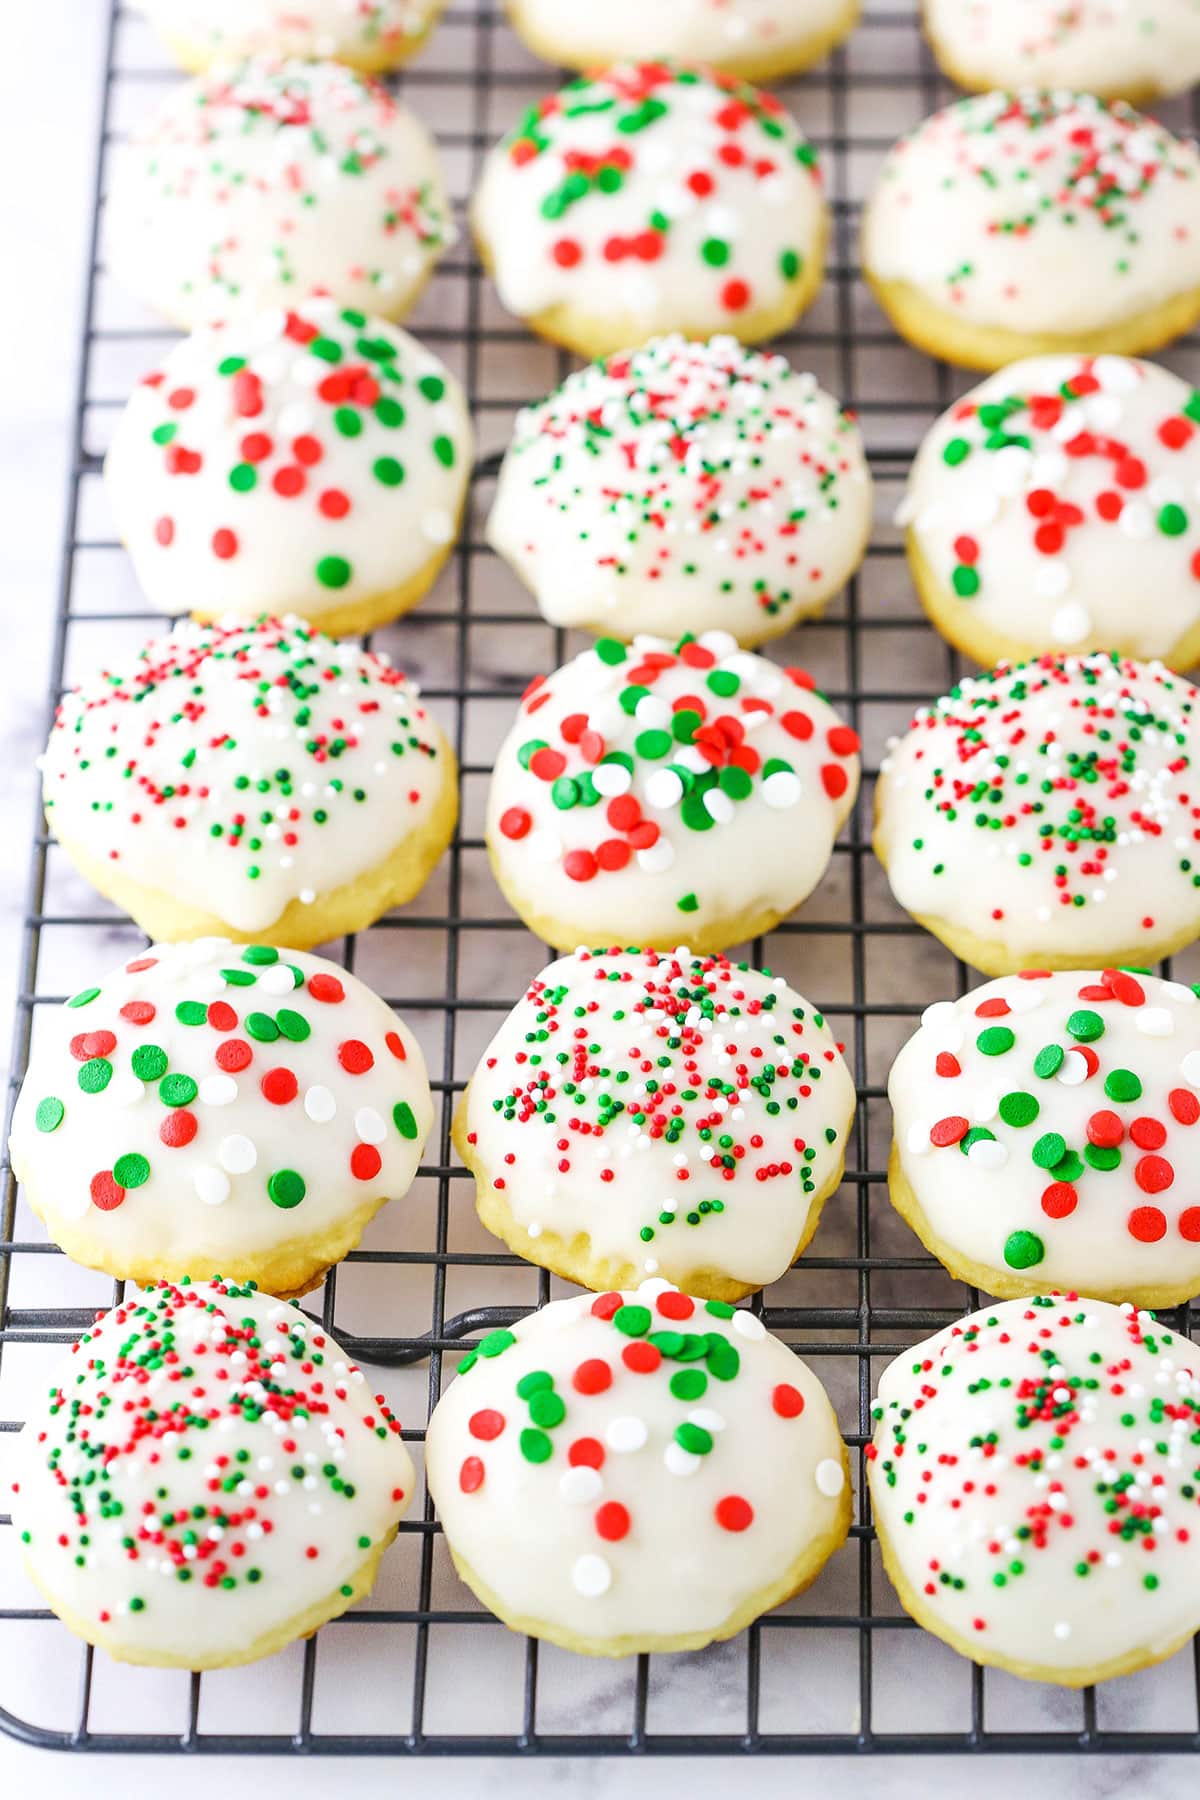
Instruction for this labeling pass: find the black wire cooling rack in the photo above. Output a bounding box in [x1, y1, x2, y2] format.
[8, 0, 1200, 1760]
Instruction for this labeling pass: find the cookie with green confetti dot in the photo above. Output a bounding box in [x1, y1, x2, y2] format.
[922, 0, 1200, 105]
[9, 937, 434, 1298]
[9, 1278, 415, 1670]
[425, 1281, 850, 1656]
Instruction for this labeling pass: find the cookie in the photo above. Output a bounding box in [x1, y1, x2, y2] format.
[41, 615, 458, 949]
[889, 968, 1200, 1304]
[488, 334, 872, 648]
[455, 946, 855, 1299]
[105, 301, 472, 636]
[9, 938, 433, 1297]
[504, 0, 861, 81]
[8, 1279, 414, 1669]
[874, 652, 1200, 976]
[861, 90, 1200, 372]
[136, 0, 445, 71]
[486, 632, 861, 954]
[898, 353, 1200, 668]
[107, 57, 453, 329]
[869, 1294, 1200, 1685]
[424, 1282, 851, 1656]
[922, 0, 1200, 104]
[472, 62, 827, 360]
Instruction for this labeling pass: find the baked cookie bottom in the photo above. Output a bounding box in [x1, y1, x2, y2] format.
[454, 1094, 848, 1301]
[871, 814, 1200, 978]
[10, 1142, 391, 1300]
[886, 1142, 1200, 1310]
[150, 24, 441, 74]
[20, 1527, 398, 1671]
[51, 756, 459, 953]
[472, 212, 828, 364]
[863, 269, 1200, 374]
[442, 1445, 852, 1657]
[905, 533, 1200, 673]
[869, 1468, 1199, 1686]
[504, 0, 862, 82]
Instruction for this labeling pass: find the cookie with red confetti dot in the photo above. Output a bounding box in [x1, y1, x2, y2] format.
[889, 968, 1200, 1304]
[107, 57, 452, 329]
[471, 62, 827, 360]
[425, 1280, 850, 1654]
[923, 0, 1200, 103]
[505, 0, 860, 82]
[485, 630, 861, 954]
[8, 1278, 414, 1669]
[8, 939, 433, 1295]
[136, 0, 445, 72]
[456, 945, 855, 1299]
[862, 91, 1200, 371]
[899, 353, 1200, 667]
[105, 300, 471, 636]
[488, 333, 871, 648]
[873, 651, 1200, 975]
[869, 1295, 1200, 1685]
[40, 614, 457, 949]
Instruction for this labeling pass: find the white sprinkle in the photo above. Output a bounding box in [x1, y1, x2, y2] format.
[1056, 1050, 1089, 1088]
[731, 1310, 766, 1340]
[571, 1553, 612, 1597]
[305, 1085, 336, 1123]
[815, 1458, 845, 1497]
[606, 1416, 648, 1453]
[1135, 1008, 1174, 1038]
[218, 1134, 257, 1175]
[645, 768, 685, 810]
[355, 1106, 387, 1144]
[688, 1408, 726, 1433]
[967, 1138, 1008, 1172]
[559, 1467, 603, 1504]
[664, 1442, 702, 1477]
[762, 770, 801, 809]
[258, 964, 297, 996]
[199, 1074, 238, 1107]
[194, 1167, 231, 1207]
[1182, 1050, 1200, 1090]
[1050, 601, 1090, 644]
[592, 762, 632, 797]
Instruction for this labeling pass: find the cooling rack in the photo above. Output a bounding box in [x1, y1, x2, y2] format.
[6, 0, 1200, 1759]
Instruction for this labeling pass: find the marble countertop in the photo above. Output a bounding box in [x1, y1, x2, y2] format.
[4, 4, 1200, 1794]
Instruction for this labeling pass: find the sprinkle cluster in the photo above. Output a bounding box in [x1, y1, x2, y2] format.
[494, 333, 866, 629]
[454, 1285, 842, 1598]
[10, 1279, 408, 1628]
[43, 616, 445, 921]
[466, 947, 847, 1253]
[869, 1298, 1200, 1651]
[883, 651, 1200, 931]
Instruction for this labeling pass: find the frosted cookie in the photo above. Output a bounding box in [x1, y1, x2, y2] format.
[425, 1282, 851, 1655]
[488, 335, 872, 648]
[456, 946, 855, 1299]
[505, 0, 861, 81]
[889, 968, 1200, 1304]
[8, 1279, 414, 1669]
[9, 939, 433, 1296]
[869, 1295, 1200, 1685]
[105, 301, 472, 636]
[107, 57, 452, 329]
[899, 354, 1200, 668]
[874, 652, 1200, 976]
[472, 63, 827, 360]
[136, 0, 445, 71]
[486, 632, 861, 954]
[42, 616, 457, 950]
[923, 0, 1200, 104]
[861, 91, 1200, 372]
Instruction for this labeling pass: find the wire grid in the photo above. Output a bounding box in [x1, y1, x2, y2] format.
[8, 0, 1200, 1759]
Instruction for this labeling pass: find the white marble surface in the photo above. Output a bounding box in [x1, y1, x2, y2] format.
[4, 3, 1200, 1794]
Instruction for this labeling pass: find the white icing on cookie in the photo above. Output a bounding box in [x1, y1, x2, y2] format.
[486, 631, 861, 951]
[9, 939, 432, 1278]
[862, 90, 1200, 337]
[488, 334, 871, 646]
[925, 0, 1200, 99]
[41, 615, 453, 935]
[506, 0, 856, 71]
[875, 652, 1200, 966]
[9, 1280, 414, 1667]
[890, 968, 1200, 1296]
[902, 354, 1200, 661]
[425, 1282, 848, 1649]
[461, 946, 855, 1290]
[472, 63, 825, 348]
[107, 57, 452, 328]
[105, 300, 471, 623]
[135, 0, 444, 66]
[869, 1295, 1200, 1678]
